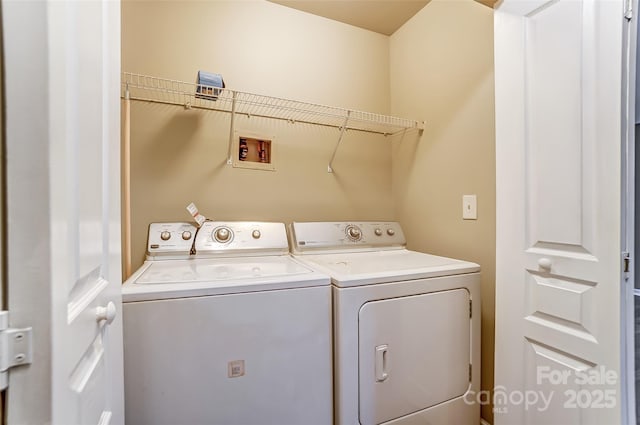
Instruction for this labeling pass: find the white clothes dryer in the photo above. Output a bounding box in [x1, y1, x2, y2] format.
[122, 221, 333, 425]
[289, 221, 481, 425]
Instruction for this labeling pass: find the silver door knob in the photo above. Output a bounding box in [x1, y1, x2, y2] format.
[96, 301, 116, 325]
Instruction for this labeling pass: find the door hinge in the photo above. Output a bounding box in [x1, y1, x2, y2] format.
[469, 364, 472, 382]
[623, 251, 631, 279]
[625, 0, 633, 20]
[469, 300, 472, 318]
[0, 311, 33, 390]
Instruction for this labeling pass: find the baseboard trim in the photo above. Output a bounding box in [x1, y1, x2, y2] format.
[481, 419, 492, 425]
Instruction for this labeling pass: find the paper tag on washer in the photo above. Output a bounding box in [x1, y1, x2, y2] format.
[186, 202, 206, 227]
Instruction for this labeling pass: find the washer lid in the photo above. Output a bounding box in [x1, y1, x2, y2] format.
[122, 256, 329, 302]
[296, 249, 480, 287]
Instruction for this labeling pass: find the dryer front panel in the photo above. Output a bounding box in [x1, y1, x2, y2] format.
[358, 288, 471, 425]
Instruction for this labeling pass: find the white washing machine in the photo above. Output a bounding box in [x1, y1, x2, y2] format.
[122, 221, 333, 425]
[289, 221, 481, 425]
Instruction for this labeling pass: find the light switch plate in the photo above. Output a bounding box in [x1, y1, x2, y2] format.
[463, 195, 477, 220]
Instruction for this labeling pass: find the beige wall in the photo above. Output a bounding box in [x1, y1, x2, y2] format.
[123, 0, 496, 422]
[390, 0, 496, 422]
[122, 0, 395, 270]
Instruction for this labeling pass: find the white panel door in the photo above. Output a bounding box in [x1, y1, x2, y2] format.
[2, 0, 123, 424]
[495, 0, 625, 424]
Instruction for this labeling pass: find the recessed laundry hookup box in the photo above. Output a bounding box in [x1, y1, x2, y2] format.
[233, 131, 275, 171]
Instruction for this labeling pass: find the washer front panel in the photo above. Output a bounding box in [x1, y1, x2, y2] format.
[124, 285, 333, 425]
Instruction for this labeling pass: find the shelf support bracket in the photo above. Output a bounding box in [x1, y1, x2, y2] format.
[328, 111, 351, 173]
[227, 91, 238, 165]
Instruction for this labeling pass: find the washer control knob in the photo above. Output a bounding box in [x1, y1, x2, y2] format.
[252, 230, 261, 239]
[374, 228, 383, 236]
[387, 229, 396, 236]
[214, 227, 231, 242]
[182, 231, 192, 240]
[346, 226, 362, 241]
[160, 231, 171, 241]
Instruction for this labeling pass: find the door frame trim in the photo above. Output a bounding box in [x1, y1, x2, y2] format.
[621, 1, 637, 423]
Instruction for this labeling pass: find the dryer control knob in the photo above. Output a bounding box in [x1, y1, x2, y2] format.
[374, 228, 383, 236]
[215, 227, 231, 242]
[160, 231, 171, 241]
[386, 229, 395, 236]
[252, 230, 261, 239]
[182, 231, 192, 240]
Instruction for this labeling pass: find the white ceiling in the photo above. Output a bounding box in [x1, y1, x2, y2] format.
[268, 0, 431, 36]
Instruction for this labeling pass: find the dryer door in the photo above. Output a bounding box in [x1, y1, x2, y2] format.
[358, 288, 471, 425]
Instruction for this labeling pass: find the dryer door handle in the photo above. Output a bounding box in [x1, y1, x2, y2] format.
[375, 344, 389, 382]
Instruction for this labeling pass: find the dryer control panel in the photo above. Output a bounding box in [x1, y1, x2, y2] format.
[290, 222, 406, 254]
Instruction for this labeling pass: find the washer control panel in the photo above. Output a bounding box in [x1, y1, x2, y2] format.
[194, 221, 289, 257]
[290, 221, 406, 253]
[147, 222, 198, 259]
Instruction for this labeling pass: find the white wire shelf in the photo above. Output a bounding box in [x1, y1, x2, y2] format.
[122, 72, 424, 171]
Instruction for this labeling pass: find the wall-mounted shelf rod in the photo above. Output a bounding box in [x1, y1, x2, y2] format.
[122, 73, 424, 135]
[121, 72, 425, 171]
